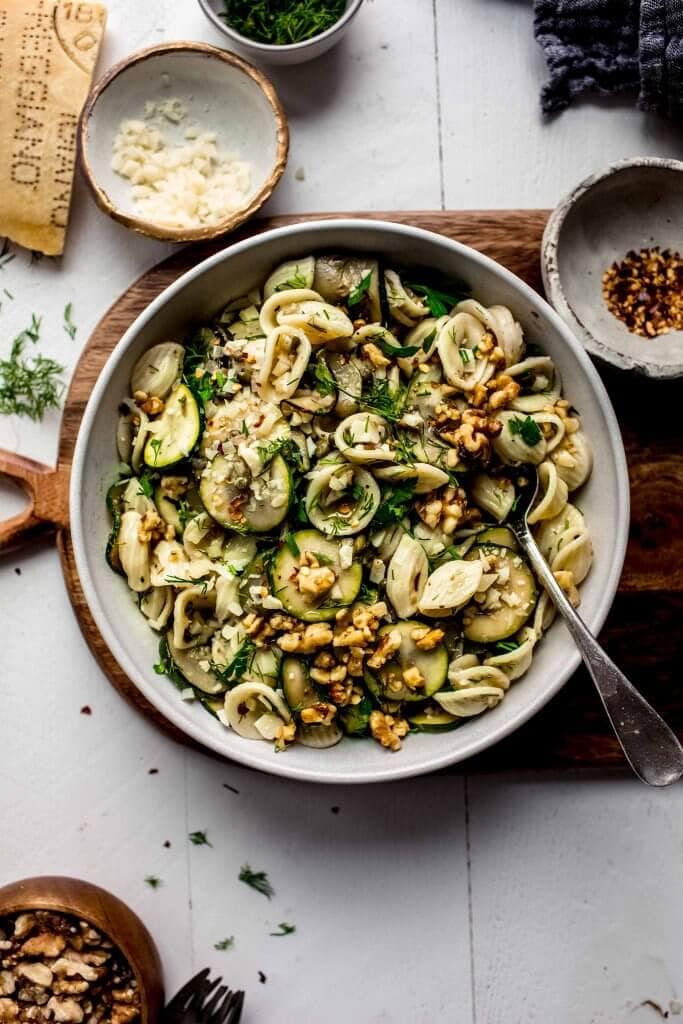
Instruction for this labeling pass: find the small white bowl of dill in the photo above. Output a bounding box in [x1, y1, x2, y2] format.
[197, 0, 365, 65]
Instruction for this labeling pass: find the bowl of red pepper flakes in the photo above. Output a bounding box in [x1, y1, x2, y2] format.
[541, 157, 683, 379]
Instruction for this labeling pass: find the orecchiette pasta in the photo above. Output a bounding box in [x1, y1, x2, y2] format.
[106, 251, 594, 755]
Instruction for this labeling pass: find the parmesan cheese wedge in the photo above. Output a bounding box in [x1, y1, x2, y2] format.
[0, 0, 107, 255]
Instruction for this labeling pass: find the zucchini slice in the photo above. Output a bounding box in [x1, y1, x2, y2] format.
[462, 545, 536, 643]
[339, 694, 373, 736]
[200, 454, 292, 533]
[373, 621, 449, 703]
[144, 384, 201, 468]
[165, 631, 226, 696]
[475, 526, 519, 551]
[269, 529, 362, 622]
[282, 657, 319, 713]
[154, 482, 203, 536]
[408, 707, 461, 733]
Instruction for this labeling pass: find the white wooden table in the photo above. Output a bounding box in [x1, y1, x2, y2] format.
[1, 2, 682, 1022]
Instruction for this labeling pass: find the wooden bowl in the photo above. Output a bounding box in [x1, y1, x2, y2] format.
[0, 876, 164, 1023]
[78, 42, 289, 242]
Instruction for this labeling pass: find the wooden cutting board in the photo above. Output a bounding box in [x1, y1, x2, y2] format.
[2, 210, 682, 773]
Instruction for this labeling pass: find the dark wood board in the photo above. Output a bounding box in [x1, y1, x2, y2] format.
[2, 210, 681, 774]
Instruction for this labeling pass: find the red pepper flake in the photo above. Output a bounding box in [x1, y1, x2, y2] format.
[602, 247, 683, 338]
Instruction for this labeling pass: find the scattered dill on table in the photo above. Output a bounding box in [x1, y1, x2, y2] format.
[269, 922, 296, 937]
[63, 302, 77, 339]
[239, 864, 274, 899]
[214, 936, 235, 951]
[189, 830, 213, 847]
[221, 0, 346, 46]
[0, 317, 65, 420]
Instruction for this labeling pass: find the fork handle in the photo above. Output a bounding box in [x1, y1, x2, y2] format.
[521, 534, 683, 787]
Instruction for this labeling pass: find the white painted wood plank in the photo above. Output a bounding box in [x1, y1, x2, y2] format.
[466, 775, 683, 1023]
[0, 546, 192, 995]
[185, 752, 472, 1023]
[436, 0, 682, 210]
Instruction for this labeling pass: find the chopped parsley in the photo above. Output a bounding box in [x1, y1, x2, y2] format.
[405, 282, 465, 317]
[137, 472, 155, 499]
[239, 864, 274, 899]
[348, 270, 373, 307]
[361, 377, 407, 422]
[313, 357, 337, 396]
[374, 335, 420, 359]
[270, 922, 296, 937]
[371, 482, 415, 528]
[509, 415, 542, 447]
[63, 303, 77, 340]
[189, 830, 212, 847]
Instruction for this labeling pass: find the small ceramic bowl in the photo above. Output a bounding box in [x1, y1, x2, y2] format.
[78, 43, 289, 243]
[0, 876, 163, 1022]
[197, 0, 365, 66]
[542, 157, 683, 379]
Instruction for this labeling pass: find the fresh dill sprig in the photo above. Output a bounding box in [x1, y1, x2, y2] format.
[222, 0, 346, 46]
[189, 830, 212, 847]
[270, 922, 296, 937]
[0, 317, 65, 420]
[214, 936, 235, 951]
[63, 303, 77, 340]
[165, 574, 211, 595]
[360, 378, 407, 422]
[348, 271, 373, 307]
[211, 639, 256, 687]
[144, 875, 162, 889]
[239, 863, 274, 899]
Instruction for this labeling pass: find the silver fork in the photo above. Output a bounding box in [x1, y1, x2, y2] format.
[162, 969, 245, 1024]
[509, 470, 683, 787]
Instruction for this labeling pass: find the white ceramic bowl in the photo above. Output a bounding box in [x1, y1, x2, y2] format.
[542, 157, 683, 379]
[78, 43, 289, 242]
[70, 220, 630, 785]
[197, 0, 365, 66]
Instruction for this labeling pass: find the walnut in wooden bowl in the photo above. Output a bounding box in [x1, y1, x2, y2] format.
[0, 878, 163, 1024]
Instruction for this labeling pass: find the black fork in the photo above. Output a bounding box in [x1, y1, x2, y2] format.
[162, 969, 245, 1024]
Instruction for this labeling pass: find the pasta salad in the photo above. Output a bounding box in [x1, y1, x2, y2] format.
[107, 253, 593, 753]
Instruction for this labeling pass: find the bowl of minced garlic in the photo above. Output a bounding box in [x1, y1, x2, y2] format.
[542, 157, 683, 379]
[78, 43, 289, 242]
[0, 876, 163, 1024]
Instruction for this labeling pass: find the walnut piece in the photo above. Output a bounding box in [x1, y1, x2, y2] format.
[366, 629, 402, 670]
[300, 702, 337, 725]
[411, 625, 445, 650]
[369, 710, 410, 752]
[20, 935, 65, 959]
[277, 622, 334, 655]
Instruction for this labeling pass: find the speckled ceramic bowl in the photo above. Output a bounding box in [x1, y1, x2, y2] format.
[70, 220, 629, 784]
[542, 158, 683, 379]
[78, 43, 289, 243]
[197, 0, 365, 66]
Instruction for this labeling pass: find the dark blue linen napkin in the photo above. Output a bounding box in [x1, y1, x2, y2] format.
[534, 0, 683, 119]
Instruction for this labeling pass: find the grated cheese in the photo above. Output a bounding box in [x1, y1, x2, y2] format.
[111, 100, 252, 229]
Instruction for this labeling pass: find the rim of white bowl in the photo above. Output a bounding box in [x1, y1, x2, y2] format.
[70, 219, 630, 784]
[197, 0, 364, 54]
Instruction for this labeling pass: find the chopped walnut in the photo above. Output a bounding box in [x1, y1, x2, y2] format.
[485, 374, 521, 412]
[369, 710, 409, 752]
[0, 998, 18, 1022]
[137, 509, 164, 543]
[415, 484, 479, 535]
[274, 721, 297, 751]
[295, 564, 336, 597]
[241, 612, 275, 647]
[300, 702, 337, 724]
[46, 998, 83, 1023]
[269, 613, 299, 633]
[141, 395, 164, 416]
[436, 407, 502, 460]
[20, 935, 66, 959]
[367, 629, 402, 670]
[158, 476, 188, 500]
[361, 342, 391, 368]
[111, 1006, 139, 1024]
[15, 967, 51, 990]
[554, 570, 580, 607]
[402, 665, 424, 690]
[411, 625, 445, 650]
[277, 622, 334, 654]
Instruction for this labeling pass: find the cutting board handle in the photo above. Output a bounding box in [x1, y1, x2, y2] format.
[0, 450, 69, 554]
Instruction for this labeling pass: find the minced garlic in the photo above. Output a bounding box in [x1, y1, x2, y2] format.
[111, 100, 252, 229]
